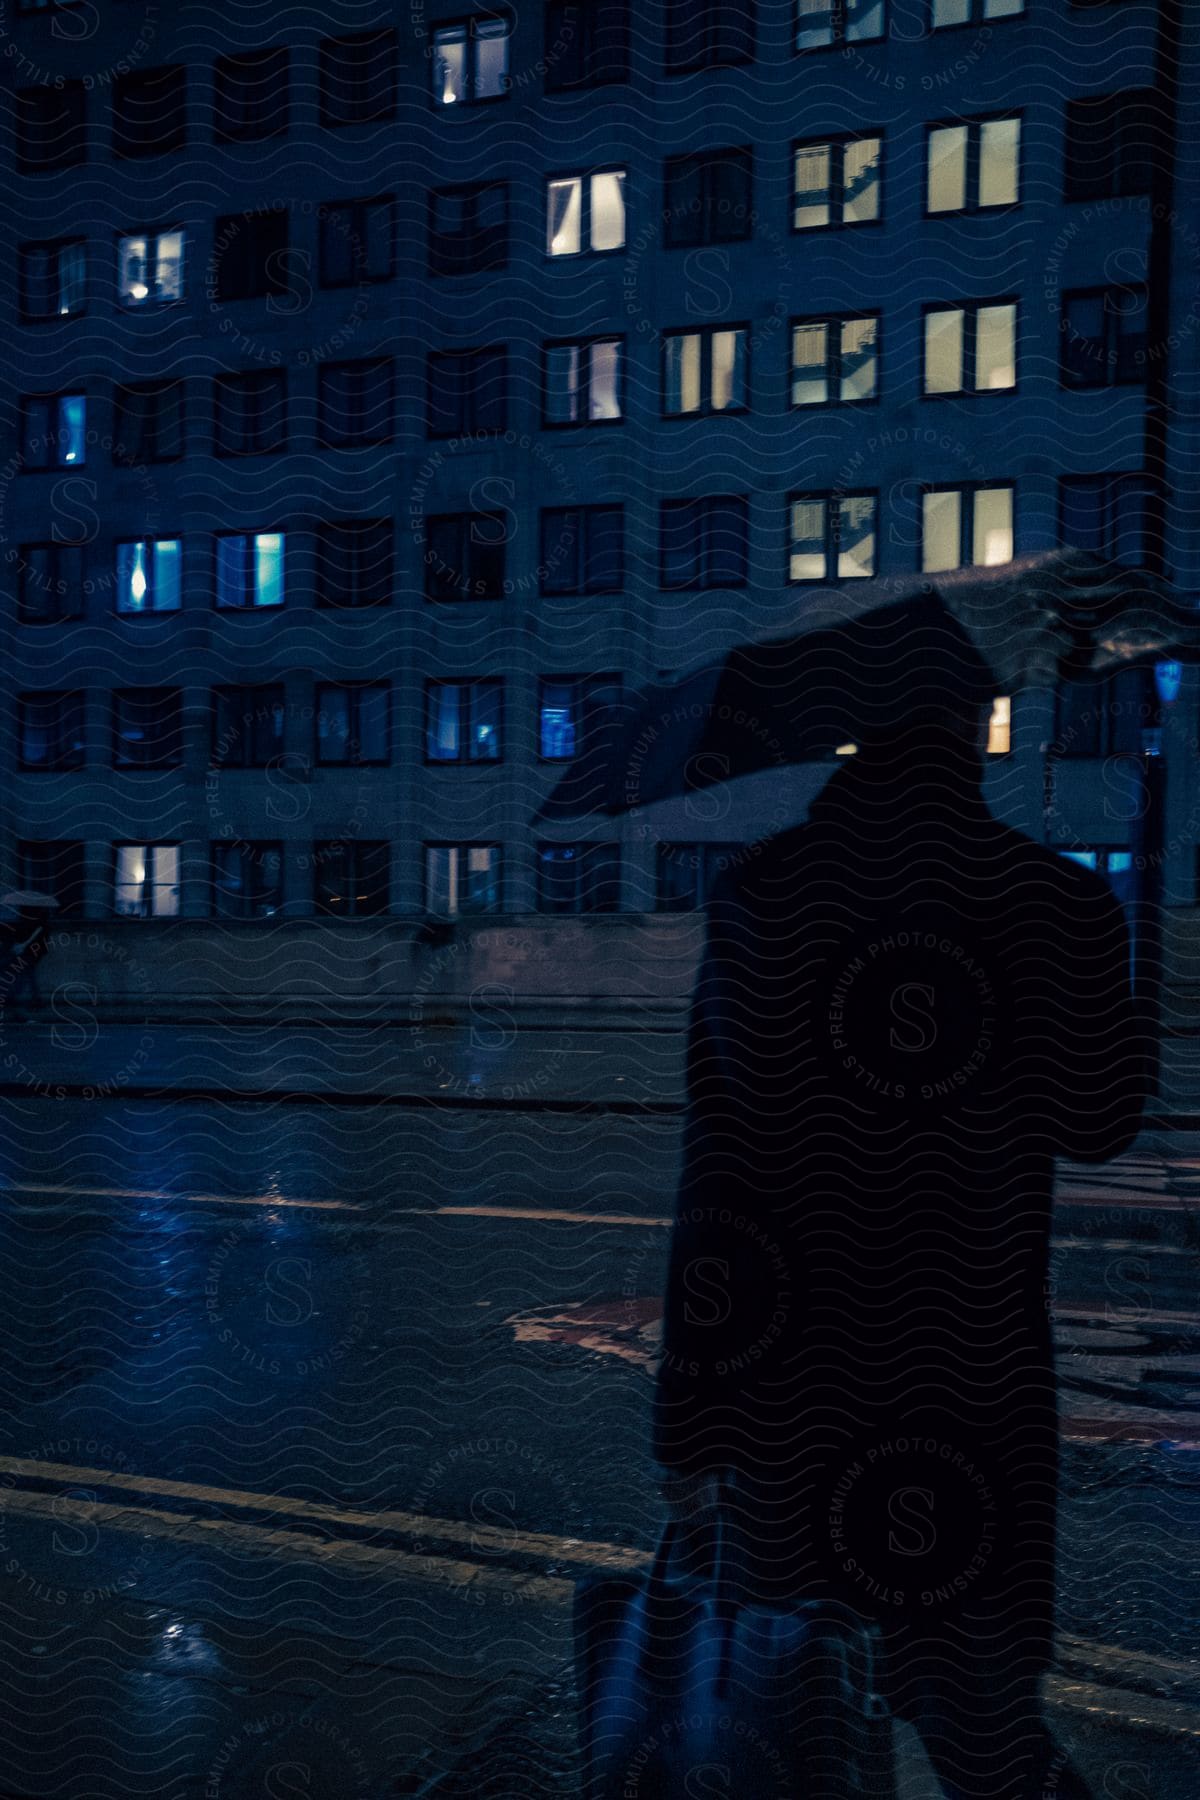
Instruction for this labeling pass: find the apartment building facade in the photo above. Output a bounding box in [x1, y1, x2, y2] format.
[1, 0, 1195, 949]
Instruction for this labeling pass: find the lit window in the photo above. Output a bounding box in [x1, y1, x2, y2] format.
[544, 338, 623, 424]
[986, 695, 1011, 755]
[664, 326, 748, 415]
[927, 116, 1020, 213]
[923, 302, 1017, 393]
[425, 844, 501, 915]
[547, 169, 626, 255]
[114, 844, 180, 918]
[118, 229, 184, 306]
[791, 316, 879, 405]
[538, 676, 618, 761]
[793, 135, 881, 229]
[116, 539, 182, 614]
[922, 486, 1014, 572]
[933, 0, 1023, 23]
[433, 18, 510, 105]
[215, 532, 285, 608]
[20, 393, 86, 469]
[425, 681, 503, 763]
[789, 493, 877, 581]
[795, 0, 886, 51]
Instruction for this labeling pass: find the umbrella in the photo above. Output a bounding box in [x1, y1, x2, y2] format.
[536, 550, 1189, 820]
[0, 892, 60, 910]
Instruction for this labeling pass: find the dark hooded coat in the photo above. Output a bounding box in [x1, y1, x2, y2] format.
[653, 731, 1149, 1720]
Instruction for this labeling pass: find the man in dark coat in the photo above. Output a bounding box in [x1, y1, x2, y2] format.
[654, 606, 1150, 1798]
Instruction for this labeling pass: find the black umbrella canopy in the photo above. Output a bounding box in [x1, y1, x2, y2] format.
[535, 551, 1187, 821]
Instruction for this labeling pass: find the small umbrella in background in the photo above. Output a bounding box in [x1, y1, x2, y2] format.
[536, 550, 1190, 821]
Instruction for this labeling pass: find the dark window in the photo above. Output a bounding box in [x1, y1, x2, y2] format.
[544, 1, 630, 89]
[788, 492, 878, 581]
[425, 680, 503, 762]
[1060, 287, 1149, 388]
[214, 532, 285, 609]
[16, 82, 85, 172]
[664, 325, 749, 415]
[112, 688, 182, 768]
[432, 16, 511, 105]
[316, 520, 393, 608]
[213, 371, 287, 456]
[665, 0, 755, 71]
[425, 512, 507, 601]
[16, 841, 85, 918]
[537, 843, 621, 913]
[19, 239, 86, 320]
[213, 47, 290, 142]
[664, 147, 753, 247]
[538, 675, 619, 760]
[211, 685, 286, 769]
[314, 683, 390, 766]
[1064, 91, 1159, 202]
[427, 347, 508, 436]
[18, 543, 84, 623]
[795, 0, 885, 48]
[656, 843, 740, 911]
[114, 380, 186, 464]
[20, 393, 86, 470]
[112, 66, 187, 159]
[540, 505, 624, 595]
[319, 197, 394, 286]
[1053, 666, 1154, 758]
[314, 841, 389, 916]
[794, 134, 883, 228]
[213, 209, 289, 301]
[659, 496, 749, 589]
[212, 843, 284, 919]
[319, 30, 397, 126]
[1059, 474, 1157, 567]
[926, 115, 1020, 213]
[428, 183, 509, 276]
[425, 843, 502, 915]
[791, 315, 880, 404]
[18, 691, 85, 770]
[543, 338, 624, 424]
[318, 360, 394, 447]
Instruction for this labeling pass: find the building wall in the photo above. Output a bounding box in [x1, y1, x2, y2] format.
[0, 3, 1195, 964]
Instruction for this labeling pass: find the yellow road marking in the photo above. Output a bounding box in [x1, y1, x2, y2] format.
[0, 1455, 648, 1574]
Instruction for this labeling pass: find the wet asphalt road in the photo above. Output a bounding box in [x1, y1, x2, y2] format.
[0, 1097, 1196, 1797]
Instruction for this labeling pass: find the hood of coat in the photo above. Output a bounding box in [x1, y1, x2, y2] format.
[807, 726, 991, 829]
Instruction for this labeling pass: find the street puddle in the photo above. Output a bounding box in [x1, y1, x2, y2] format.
[506, 1299, 662, 1369]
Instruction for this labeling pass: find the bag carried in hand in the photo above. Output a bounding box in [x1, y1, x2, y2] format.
[575, 1480, 897, 1800]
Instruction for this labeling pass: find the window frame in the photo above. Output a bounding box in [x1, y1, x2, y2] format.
[423, 679, 505, 765]
[539, 505, 625, 597]
[16, 79, 86, 173]
[791, 132, 884, 232]
[318, 29, 399, 128]
[543, 1, 631, 91]
[431, 14, 513, 108]
[542, 335, 625, 427]
[545, 167, 628, 259]
[924, 112, 1022, 218]
[664, 0, 757, 73]
[17, 689, 86, 772]
[15, 839, 86, 920]
[315, 518, 393, 608]
[789, 312, 881, 408]
[920, 481, 1016, 573]
[536, 842, 621, 914]
[212, 46, 290, 143]
[18, 541, 85, 624]
[318, 196, 395, 288]
[1059, 284, 1148, 390]
[113, 378, 187, 465]
[663, 146, 755, 249]
[116, 227, 186, 308]
[313, 840, 391, 917]
[658, 495, 750, 591]
[920, 297, 1019, 396]
[1057, 471, 1159, 568]
[20, 392, 87, 471]
[210, 841, 285, 920]
[424, 842, 503, 916]
[114, 536, 183, 616]
[111, 65, 187, 161]
[111, 686, 183, 770]
[426, 344, 509, 438]
[213, 530, 287, 610]
[18, 237, 87, 322]
[112, 842, 182, 919]
[929, 0, 1025, 27]
[794, 0, 887, 54]
[536, 674, 619, 764]
[212, 369, 288, 457]
[424, 511, 509, 603]
[786, 490, 879, 583]
[313, 681, 391, 769]
[428, 180, 509, 276]
[210, 683, 287, 770]
[661, 322, 751, 418]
